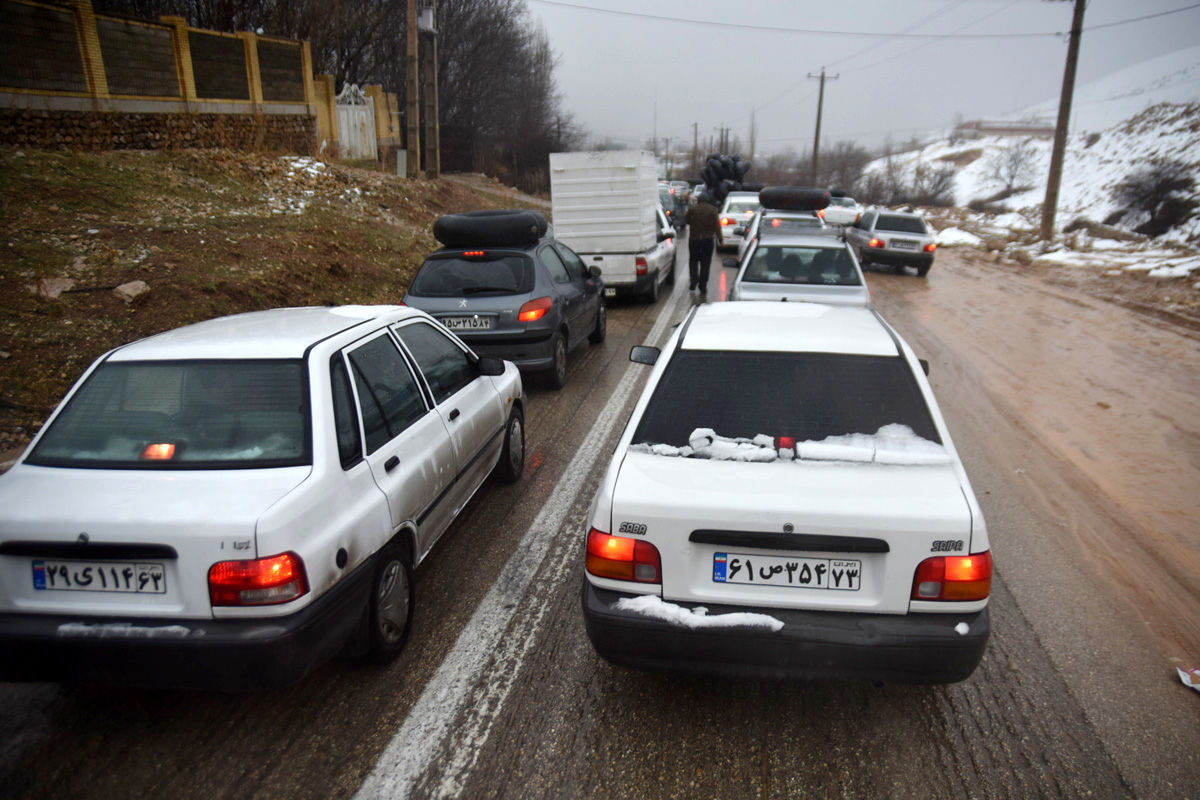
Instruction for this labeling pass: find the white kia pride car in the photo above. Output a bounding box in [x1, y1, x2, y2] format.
[581, 302, 991, 683]
[0, 305, 524, 690]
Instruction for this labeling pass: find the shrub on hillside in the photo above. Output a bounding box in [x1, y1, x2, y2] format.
[1109, 159, 1197, 237]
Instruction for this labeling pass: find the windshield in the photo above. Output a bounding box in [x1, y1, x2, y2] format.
[409, 254, 534, 296]
[743, 245, 861, 286]
[28, 361, 310, 469]
[631, 351, 939, 454]
[760, 217, 823, 236]
[724, 199, 759, 214]
[875, 214, 928, 234]
[829, 197, 856, 207]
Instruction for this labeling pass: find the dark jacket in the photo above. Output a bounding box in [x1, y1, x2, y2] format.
[685, 201, 723, 242]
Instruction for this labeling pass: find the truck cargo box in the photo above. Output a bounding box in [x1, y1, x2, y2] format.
[550, 151, 658, 255]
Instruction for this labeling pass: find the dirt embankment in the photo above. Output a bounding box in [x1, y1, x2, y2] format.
[0, 149, 539, 458]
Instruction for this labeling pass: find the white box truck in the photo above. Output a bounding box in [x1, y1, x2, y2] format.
[549, 150, 676, 302]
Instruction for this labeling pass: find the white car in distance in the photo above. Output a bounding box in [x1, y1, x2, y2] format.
[581, 302, 992, 683]
[0, 305, 525, 690]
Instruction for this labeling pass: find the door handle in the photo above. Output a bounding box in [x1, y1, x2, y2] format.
[384, 455, 400, 472]
[448, 408, 461, 421]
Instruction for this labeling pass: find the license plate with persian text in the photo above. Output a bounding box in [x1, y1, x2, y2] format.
[32, 560, 167, 594]
[712, 552, 861, 591]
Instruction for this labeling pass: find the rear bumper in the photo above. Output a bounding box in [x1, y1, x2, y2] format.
[862, 248, 934, 268]
[581, 582, 989, 684]
[0, 557, 374, 691]
[457, 330, 556, 370]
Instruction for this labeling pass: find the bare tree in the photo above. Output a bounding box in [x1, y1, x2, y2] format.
[984, 138, 1038, 194]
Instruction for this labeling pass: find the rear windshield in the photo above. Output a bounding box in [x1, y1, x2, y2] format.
[632, 351, 938, 449]
[724, 199, 759, 214]
[829, 197, 856, 207]
[27, 361, 309, 469]
[760, 217, 823, 236]
[409, 254, 534, 297]
[743, 245, 861, 286]
[875, 214, 928, 234]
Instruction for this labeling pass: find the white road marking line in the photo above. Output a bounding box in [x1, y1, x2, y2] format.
[355, 285, 687, 800]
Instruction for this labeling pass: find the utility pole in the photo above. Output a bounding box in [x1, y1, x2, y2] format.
[406, 0, 420, 178]
[807, 67, 838, 184]
[1040, 0, 1086, 240]
[691, 121, 698, 176]
[664, 137, 671, 179]
[421, 1, 440, 178]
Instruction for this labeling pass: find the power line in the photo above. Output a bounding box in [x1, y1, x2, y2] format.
[530, 0, 1200, 39]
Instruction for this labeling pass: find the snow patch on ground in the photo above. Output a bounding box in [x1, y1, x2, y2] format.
[936, 228, 983, 247]
[613, 594, 784, 632]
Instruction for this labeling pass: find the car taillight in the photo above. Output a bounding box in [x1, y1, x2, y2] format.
[912, 551, 992, 601]
[770, 219, 781, 228]
[635, 256, 648, 276]
[462, 250, 486, 257]
[586, 528, 661, 583]
[868, 238, 885, 248]
[209, 552, 308, 606]
[817, 209, 825, 219]
[518, 296, 553, 322]
[924, 243, 937, 252]
[720, 217, 734, 226]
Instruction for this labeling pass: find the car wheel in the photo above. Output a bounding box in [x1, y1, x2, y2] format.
[497, 407, 525, 483]
[368, 540, 414, 664]
[895, 263, 907, 275]
[644, 270, 660, 303]
[547, 332, 568, 390]
[917, 263, 931, 277]
[589, 298, 607, 344]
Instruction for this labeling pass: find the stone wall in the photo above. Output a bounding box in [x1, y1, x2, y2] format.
[0, 108, 315, 152]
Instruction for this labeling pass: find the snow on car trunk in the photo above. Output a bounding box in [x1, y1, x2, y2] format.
[610, 449, 971, 615]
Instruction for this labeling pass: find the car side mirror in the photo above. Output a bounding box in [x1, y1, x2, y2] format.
[588, 265, 602, 279]
[722, 257, 737, 268]
[477, 356, 506, 376]
[919, 358, 930, 376]
[630, 345, 660, 365]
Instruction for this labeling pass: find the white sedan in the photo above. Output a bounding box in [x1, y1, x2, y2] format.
[0, 305, 524, 689]
[581, 302, 992, 683]
[823, 195, 864, 226]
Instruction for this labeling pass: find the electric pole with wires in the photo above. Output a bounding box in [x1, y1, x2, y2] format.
[1040, 0, 1086, 240]
[808, 68, 838, 184]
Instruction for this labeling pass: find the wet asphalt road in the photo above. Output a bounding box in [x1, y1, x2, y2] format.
[3, 241, 1199, 799]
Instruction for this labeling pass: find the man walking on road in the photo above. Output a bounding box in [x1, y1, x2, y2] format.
[684, 193, 723, 296]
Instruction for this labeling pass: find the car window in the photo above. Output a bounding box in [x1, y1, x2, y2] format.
[330, 356, 362, 468]
[26, 360, 309, 469]
[875, 215, 928, 234]
[723, 199, 759, 214]
[632, 351, 939, 449]
[539, 244, 571, 284]
[395, 322, 477, 405]
[408, 254, 534, 297]
[347, 334, 428, 455]
[761, 217, 823, 236]
[743, 246, 861, 286]
[554, 243, 587, 281]
[830, 197, 855, 207]
[861, 211, 877, 229]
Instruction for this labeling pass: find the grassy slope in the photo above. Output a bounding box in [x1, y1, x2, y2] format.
[0, 148, 534, 454]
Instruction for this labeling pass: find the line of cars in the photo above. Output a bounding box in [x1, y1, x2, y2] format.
[579, 185, 991, 683]
[0, 189, 985, 691]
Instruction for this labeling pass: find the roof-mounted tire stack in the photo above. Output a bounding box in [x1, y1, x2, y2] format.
[433, 209, 549, 248]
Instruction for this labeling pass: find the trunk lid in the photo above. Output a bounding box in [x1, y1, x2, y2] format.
[0, 464, 309, 618]
[610, 452, 971, 614]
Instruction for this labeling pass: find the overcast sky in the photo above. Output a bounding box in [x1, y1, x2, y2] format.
[526, 0, 1200, 159]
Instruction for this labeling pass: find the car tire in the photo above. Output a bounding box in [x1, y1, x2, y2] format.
[367, 540, 414, 664]
[644, 270, 660, 303]
[589, 298, 607, 344]
[895, 264, 907, 275]
[917, 263, 931, 277]
[547, 331, 568, 390]
[496, 407, 525, 483]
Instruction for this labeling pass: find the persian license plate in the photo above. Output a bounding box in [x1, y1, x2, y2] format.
[32, 560, 167, 594]
[891, 240, 918, 250]
[712, 552, 861, 591]
[441, 315, 493, 331]
[604, 287, 617, 297]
